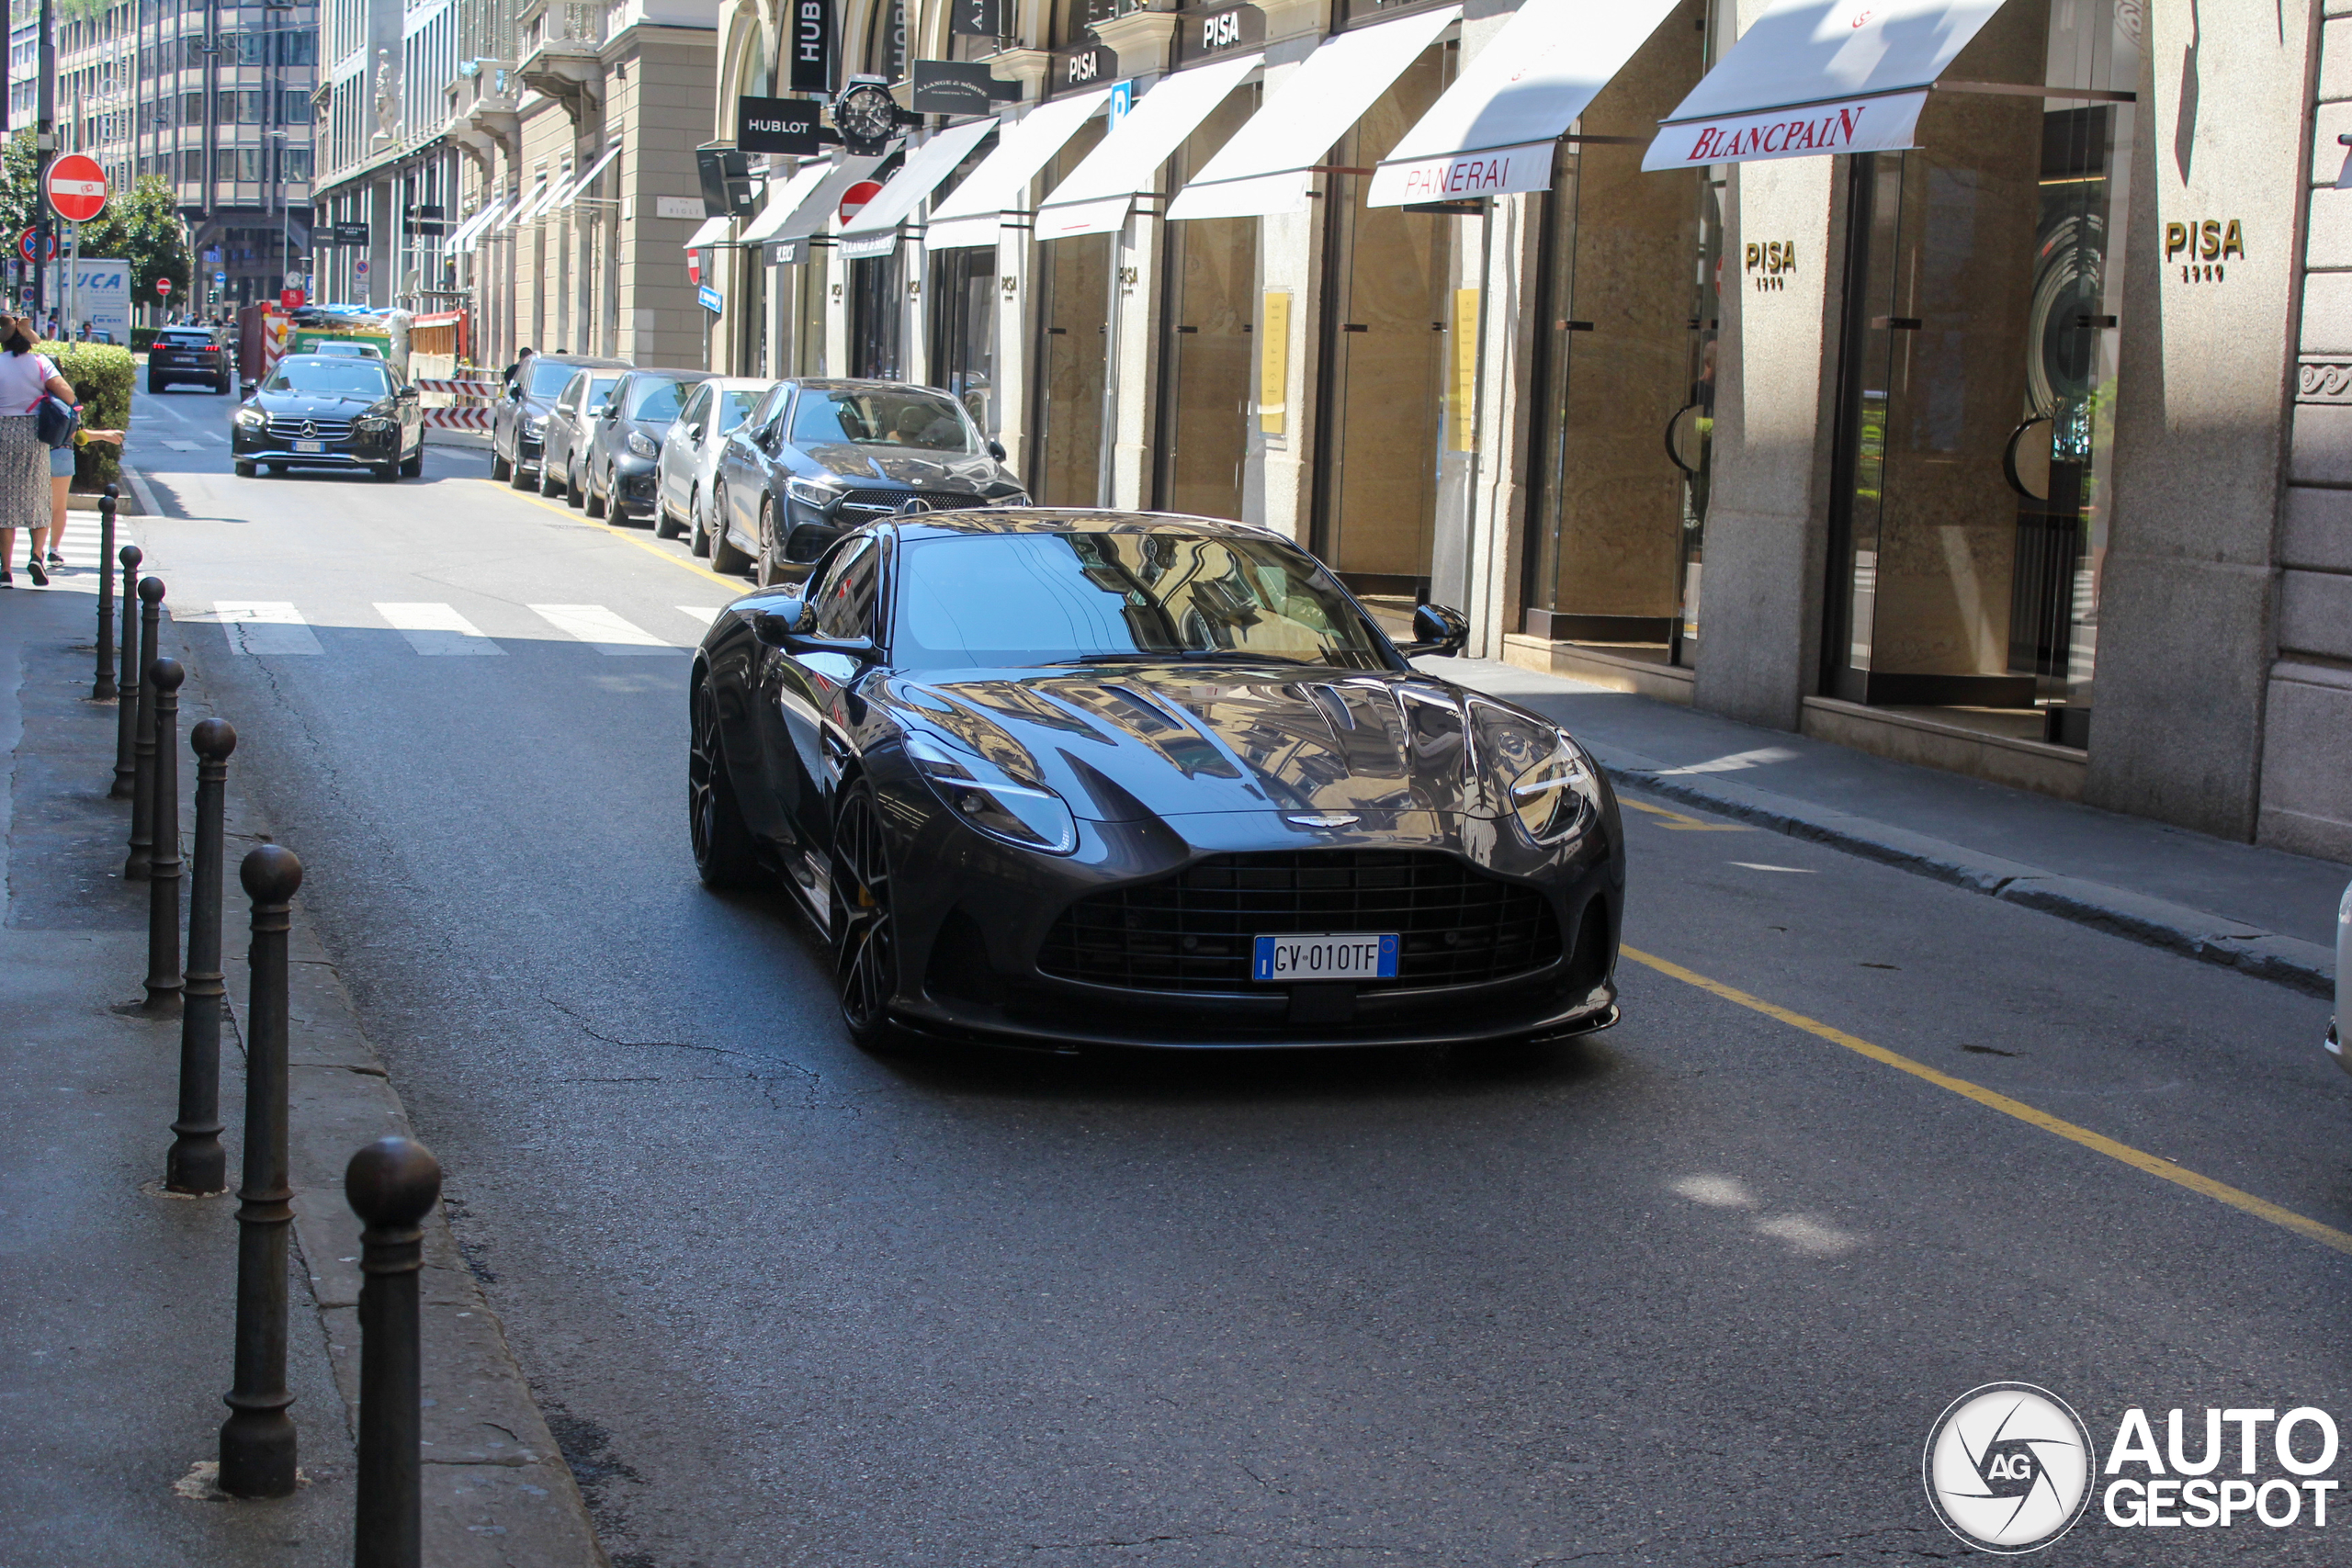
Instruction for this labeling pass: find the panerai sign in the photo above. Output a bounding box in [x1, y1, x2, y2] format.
[1369, 142, 1545, 208]
[2167, 218, 2245, 284]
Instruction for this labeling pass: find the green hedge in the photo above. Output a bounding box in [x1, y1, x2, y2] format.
[130, 327, 160, 354]
[39, 341, 132, 491]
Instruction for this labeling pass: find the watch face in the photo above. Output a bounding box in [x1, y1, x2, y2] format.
[837, 85, 897, 152]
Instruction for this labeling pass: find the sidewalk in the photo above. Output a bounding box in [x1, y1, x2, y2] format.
[1429, 658, 2346, 997]
[1, 580, 605, 1563]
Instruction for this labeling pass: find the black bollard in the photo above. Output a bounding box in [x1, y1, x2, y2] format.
[125, 577, 164, 880]
[93, 484, 118, 701]
[142, 659, 186, 1015]
[346, 1137, 442, 1568]
[110, 544, 141, 798]
[220, 844, 302, 1499]
[169, 718, 236, 1194]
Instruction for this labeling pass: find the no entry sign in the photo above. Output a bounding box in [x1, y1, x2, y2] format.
[156, 276, 173, 296]
[44, 154, 107, 223]
[839, 180, 883, 223]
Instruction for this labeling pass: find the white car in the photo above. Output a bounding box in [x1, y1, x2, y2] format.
[656, 377, 775, 562]
[2327, 877, 2350, 1077]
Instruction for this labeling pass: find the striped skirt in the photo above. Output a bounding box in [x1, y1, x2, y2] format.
[0, 416, 50, 529]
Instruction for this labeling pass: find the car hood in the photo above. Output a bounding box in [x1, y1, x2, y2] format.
[252, 391, 385, 417]
[878, 666, 1547, 824]
[796, 442, 1004, 490]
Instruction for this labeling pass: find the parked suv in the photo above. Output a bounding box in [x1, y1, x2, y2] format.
[492, 353, 628, 489]
[148, 326, 233, 394]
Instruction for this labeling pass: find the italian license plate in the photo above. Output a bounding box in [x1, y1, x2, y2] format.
[1251, 932, 1399, 983]
[293, 439, 323, 454]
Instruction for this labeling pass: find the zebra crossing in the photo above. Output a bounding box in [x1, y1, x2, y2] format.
[10, 514, 140, 594]
[187, 600, 729, 657]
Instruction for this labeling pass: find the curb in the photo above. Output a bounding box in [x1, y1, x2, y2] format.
[1589, 743, 2335, 998]
[117, 462, 164, 519]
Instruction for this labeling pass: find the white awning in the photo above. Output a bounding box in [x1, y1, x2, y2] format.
[494, 178, 548, 231]
[1170, 8, 1458, 221]
[838, 117, 1001, 259]
[514, 172, 575, 225]
[924, 89, 1110, 251]
[1368, 0, 1682, 206]
[778, 153, 891, 244]
[1642, 0, 2004, 171]
[1035, 54, 1264, 239]
[448, 196, 508, 253]
[739, 161, 833, 246]
[682, 213, 733, 251]
[558, 142, 624, 207]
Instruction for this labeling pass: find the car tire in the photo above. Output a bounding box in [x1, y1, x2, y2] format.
[708, 485, 749, 573]
[755, 497, 786, 588]
[374, 459, 399, 482]
[510, 456, 535, 490]
[565, 461, 585, 509]
[400, 447, 422, 479]
[146, 373, 164, 394]
[689, 679, 762, 890]
[216, 375, 232, 394]
[233, 459, 255, 478]
[492, 450, 511, 481]
[687, 489, 710, 556]
[831, 783, 906, 1054]
[538, 457, 560, 497]
[583, 461, 606, 519]
[655, 486, 684, 540]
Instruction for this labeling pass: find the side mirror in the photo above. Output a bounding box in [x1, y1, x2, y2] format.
[987, 439, 1007, 462]
[751, 595, 810, 647]
[1398, 603, 1470, 659]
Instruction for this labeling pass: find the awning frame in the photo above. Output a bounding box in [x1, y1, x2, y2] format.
[923, 88, 1110, 252]
[1035, 53, 1265, 239]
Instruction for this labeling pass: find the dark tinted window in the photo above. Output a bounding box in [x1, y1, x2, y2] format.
[893, 530, 1390, 671]
[625, 377, 689, 422]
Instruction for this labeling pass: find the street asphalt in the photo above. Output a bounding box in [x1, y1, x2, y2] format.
[97, 380, 2352, 1565]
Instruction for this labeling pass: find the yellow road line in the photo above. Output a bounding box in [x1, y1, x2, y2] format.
[1621, 798, 1752, 832]
[473, 476, 748, 592]
[1621, 943, 2352, 1258]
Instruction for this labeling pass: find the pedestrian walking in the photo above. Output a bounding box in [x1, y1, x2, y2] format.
[0, 314, 75, 588]
[503, 345, 536, 394]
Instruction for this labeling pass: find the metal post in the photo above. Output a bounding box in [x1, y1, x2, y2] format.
[220, 844, 302, 1499]
[125, 576, 164, 878]
[93, 483, 117, 699]
[142, 657, 185, 1014]
[345, 1136, 441, 1568]
[169, 718, 235, 1194]
[110, 543, 141, 797]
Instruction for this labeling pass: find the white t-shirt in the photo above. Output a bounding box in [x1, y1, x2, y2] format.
[0, 351, 57, 416]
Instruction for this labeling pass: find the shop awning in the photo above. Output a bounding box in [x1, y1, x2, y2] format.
[1641, 0, 2004, 171]
[1035, 54, 1264, 239]
[776, 152, 892, 246]
[1368, 0, 1682, 206]
[681, 213, 733, 251]
[494, 177, 548, 231]
[447, 196, 508, 253]
[1170, 7, 1459, 221]
[925, 88, 1110, 251]
[558, 142, 624, 208]
[514, 172, 576, 226]
[839, 117, 1002, 259]
[738, 161, 833, 247]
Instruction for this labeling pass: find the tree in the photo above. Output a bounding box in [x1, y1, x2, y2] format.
[0, 131, 191, 306]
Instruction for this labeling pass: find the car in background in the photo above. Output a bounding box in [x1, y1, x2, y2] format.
[148, 326, 233, 394]
[709, 379, 1028, 585]
[300, 341, 385, 361]
[657, 378, 774, 564]
[2325, 877, 2349, 1080]
[491, 353, 628, 489]
[230, 354, 423, 480]
[686, 509, 1616, 1055]
[575, 367, 713, 524]
[539, 367, 628, 505]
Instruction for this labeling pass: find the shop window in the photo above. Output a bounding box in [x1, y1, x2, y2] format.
[928, 247, 998, 435]
[1522, 0, 1714, 668]
[1154, 83, 1258, 521]
[1030, 118, 1110, 505]
[1825, 0, 2132, 746]
[849, 253, 902, 380]
[1312, 44, 1453, 603]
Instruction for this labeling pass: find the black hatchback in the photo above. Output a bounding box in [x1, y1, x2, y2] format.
[148, 326, 232, 394]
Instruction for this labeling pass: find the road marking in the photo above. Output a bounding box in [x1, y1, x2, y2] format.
[1729, 863, 1815, 874]
[477, 478, 749, 592]
[161, 439, 200, 451]
[1620, 944, 2352, 1258]
[526, 603, 676, 654]
[376, 602, 503, 656]
[674, 605, 724, 626]
[1622, 798, 1752, 832]
[209, 602, 325, 656]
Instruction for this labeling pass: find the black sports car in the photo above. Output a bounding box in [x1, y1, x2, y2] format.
[709, 378, 1028, 587]
[690, 511, 1623, 1053]
[230, 355, 422, 479]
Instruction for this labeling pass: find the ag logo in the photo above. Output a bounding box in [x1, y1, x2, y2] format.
[1923, 1383, 2093, 1553]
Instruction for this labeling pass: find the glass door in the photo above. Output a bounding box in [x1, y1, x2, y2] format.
[928, 246, 999, 434]
[1030, 118, 1110, 506]
[1154, 85, 1259, 519]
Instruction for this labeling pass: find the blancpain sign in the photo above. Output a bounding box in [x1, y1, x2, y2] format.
[1641, 89, 1927, 171]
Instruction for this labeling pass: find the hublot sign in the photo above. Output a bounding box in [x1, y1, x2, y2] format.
[736, 95, 821, 156]
[788, 0, 834, 95]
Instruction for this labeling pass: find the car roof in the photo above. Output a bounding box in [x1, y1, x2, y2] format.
[786, 378, 963, 395]
[888, 509, 1279, 543]
[537, 354, 630, 368]
[620, 367, 714, 380]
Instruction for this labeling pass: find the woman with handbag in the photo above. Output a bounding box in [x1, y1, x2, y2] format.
[0, 314, 73, 587]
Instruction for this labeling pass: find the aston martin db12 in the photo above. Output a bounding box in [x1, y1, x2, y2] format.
[690, 510, 1623, 1052]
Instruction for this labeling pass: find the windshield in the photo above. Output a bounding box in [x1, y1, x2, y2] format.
[790, 388, 976, 453]
[266, 359, 393, 399]
[893, 531, 1391, 671]
[625, 378, 690, 422]
[527, 360, 580, 398]
[160, 331, 214, 346]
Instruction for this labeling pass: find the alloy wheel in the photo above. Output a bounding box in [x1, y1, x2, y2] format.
[831, 788, 897, 1043]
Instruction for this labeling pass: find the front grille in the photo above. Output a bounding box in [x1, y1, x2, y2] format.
[831, 488, 982, 519]
[267, 415, 355, 441]
[1038, 850, 1562, 994]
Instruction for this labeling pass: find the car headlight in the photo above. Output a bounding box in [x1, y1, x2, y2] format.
[628, 430, 658, 458]
[1471, 703, 1600, 844]
[904, 731, 1077, 854]
[786, 475, 842, 509]
[232, 406, 265, 428]
[520, 414, 543, 436]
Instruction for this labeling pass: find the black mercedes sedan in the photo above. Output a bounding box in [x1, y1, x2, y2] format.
[708, 379, 1028, 586]
[230, 355, 422, 479]
[691, 511, 1623, 1055]
[490, 352, 628, 489]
